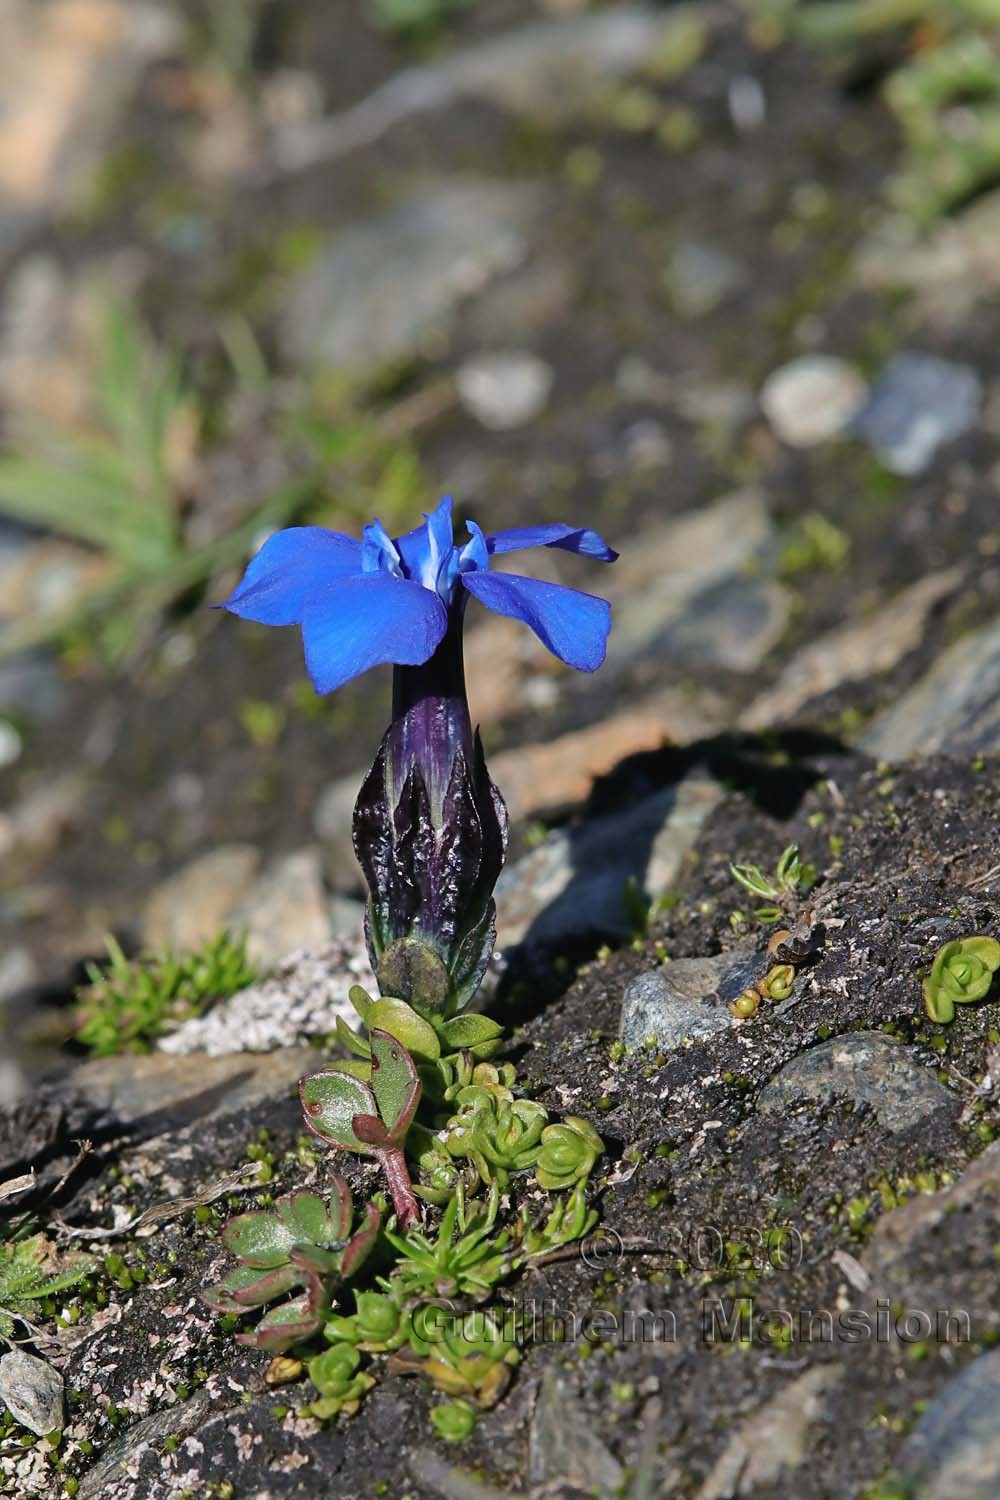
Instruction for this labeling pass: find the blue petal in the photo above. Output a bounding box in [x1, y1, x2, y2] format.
[423, 495, 455, 589]
[220, 527, 362, 625]
[361, 519, 402, 576]
[301, 575, 448, 694]
[458, 520, 489, 574]
[484, 524, 618, 563]
[461, 570, 611, 672]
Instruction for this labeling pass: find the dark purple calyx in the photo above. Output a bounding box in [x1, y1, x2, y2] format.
[353, 610, 508, 1017]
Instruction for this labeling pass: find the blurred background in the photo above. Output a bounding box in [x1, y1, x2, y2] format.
[2, 0, 999, 1093]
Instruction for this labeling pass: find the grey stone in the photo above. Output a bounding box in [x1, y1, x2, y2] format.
[698, 1366, 843, 1498]
[142, 844, 261, 952]
[619, 950, 761, 1050]
[865, 1140, 1000, 1281]
[269, 7, 718, 173]
[0, 1350, 63, 1435]
[852, 352, 982, 476]
[529, 1367, 623, 1496]
[496, 770, 723, 950]
[894, 1347, 1000, 1500]
[862, 617, 1000, 760]
[0, 720, 21, 769]
[280, 179, 542, 371]
[742, 567, 963, 730]
[62, 1047, 318, 1129]
[759, 355, 866, 448]
[605, 490, 777, 676]
[759, 1032, 955, 1133]
[455, 350, 553, 430]
[158, 941, 375, 1056]
[230, 847, 332, 967]
[665, 240, 746, 318]
[652, 575, 789, 674]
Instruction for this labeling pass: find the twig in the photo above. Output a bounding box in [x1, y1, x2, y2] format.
[49, 1140, 93, 1200]
[0, 1170, 36, 1205]
[53, 1161, 265, 1241]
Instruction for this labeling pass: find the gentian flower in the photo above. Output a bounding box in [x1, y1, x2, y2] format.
[220, 497, 616, 1017]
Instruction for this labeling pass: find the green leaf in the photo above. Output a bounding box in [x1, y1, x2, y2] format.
[730, 863, 779, 900]
[369, 1029, 422, 1140]
[958, 936, 1000, 971]
[299, 1069, 378, 1153]
[335, 1015, 371, 1059]
[349, 984, 376, 1022]
[222, 1211, 296, 1268]
[436, 1014, 504, 1052]
[366, 999, 441, 1060]
[275, 1192, 333, 1246]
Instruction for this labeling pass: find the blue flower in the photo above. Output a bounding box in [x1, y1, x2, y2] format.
[220, 497, 617, 695]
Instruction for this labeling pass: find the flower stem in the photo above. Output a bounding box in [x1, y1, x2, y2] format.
[378, 1146, 422, 1229]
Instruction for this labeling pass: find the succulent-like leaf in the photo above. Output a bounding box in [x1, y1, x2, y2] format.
[237, 1295, 321, 1352]
[352, 1113, 392, 1148]
[366, 999, 441, 1060]
[201, 1263, 299, 1312]
[335, 1015, 372, 1059]
[222, 1211, 297, 1268]
[300, 1068, 378, 1152]
[369, 1029, 422, 1140]
[436, 1014, 503, 1053]
[275, 1191, 333, 1246]
[328, 1176, 354, 1241]
[340, 1200, 381, 1277]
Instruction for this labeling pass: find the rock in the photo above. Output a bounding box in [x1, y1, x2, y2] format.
[855, 191, 1000, 327]
[651, 575, 789, 674]
[280, 179, 543, 371]
[495, 769, 723, 949]
[489, 688, 726, 822]
[851, 353, 981, 476]
[604, 490, 778, 676]
[142, 845, 261, 953]
[0, 947, 38, 1004]
[0, 645, 66, 723]
[230, 848, 332, 967]
[862, 617, 1000, 760]
[0, 1, 177, 236]
[269, 7, 719, 172]
[0, 720, 22, 769]
[759, 1033, 955, 1134]
[0, 1349, 63, 1435]
[0, 769, 89, 862]
[158, 941, 375, 1056]
[864, 1139, 1000, 1282]
[758, 355, 866, 448]
[455, 351, 554, 430]
[529, 1367, 623, 1495]
[893, 1347, 1000, 1500]
[697, 1366, 843, 1498]
[619, 951, 761, 1050]
[664, 240, 747, 318]
[741, 567, 963, 729]
[61, 1047, 318, 1130]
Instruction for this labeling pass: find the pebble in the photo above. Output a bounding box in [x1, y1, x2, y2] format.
[852, 352, 982, 475]
[894, 1347, 1000, 1499]
[759, 1032, 955, 1133]
[0, 1350, 63, 1435]
[862, 616, 1000, 760]
[758, 355, 866, 448]
[455, 350, 554, 430]
[619, 951, 761, 1051]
